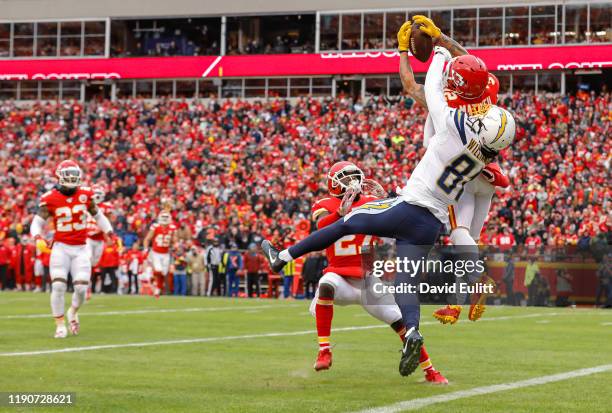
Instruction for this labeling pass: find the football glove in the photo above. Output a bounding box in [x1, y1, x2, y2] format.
[397, 21, 412, 52]
[35, 238, 49, 253]
[337, 184, 359, 217]
[412, 15, 441, 40]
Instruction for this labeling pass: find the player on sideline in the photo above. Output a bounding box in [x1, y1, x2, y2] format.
[262, 45, 516, 377]
[30, 160, 114, 338]
[310, 161, 448, 384]
[143, 211, 177, 298]
[397, 17, 511, 323]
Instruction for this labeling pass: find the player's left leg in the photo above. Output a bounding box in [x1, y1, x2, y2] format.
[267, 198, 413, 271]
[66, 244, 92, 336]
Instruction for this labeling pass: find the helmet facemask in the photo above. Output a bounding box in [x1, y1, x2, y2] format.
[57, 167, 81, 188]
[329, 166, 364, 197]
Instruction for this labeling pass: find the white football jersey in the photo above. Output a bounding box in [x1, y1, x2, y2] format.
[400, 51, 488, 225]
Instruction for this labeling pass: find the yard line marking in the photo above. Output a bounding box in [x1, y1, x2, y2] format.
[0, 313, 568, 357]
[0, 304, 300, 320]
[352, 364, 612, 413]
[0, 325, 387, 357]
[602, 322, 612, 326]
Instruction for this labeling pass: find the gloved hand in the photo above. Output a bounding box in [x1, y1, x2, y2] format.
[35, 237, 48, 253]
[412, 15, 442, 40]
[397, 21, 412, 52]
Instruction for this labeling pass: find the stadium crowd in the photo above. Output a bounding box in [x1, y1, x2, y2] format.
[0, 88, 609, 295]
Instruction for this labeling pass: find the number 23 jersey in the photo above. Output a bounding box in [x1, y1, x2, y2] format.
[311, 195, 378, 278]
[39, 186, 94, 246]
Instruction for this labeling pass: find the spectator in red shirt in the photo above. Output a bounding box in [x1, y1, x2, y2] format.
[244, 243, 266, 297]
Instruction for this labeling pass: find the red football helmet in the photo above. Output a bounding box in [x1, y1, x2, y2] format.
[55, 160, 82, 188]
[327, 161, 364, 197]
[445, 55, 489, 100]
[91, 183, 105, 204]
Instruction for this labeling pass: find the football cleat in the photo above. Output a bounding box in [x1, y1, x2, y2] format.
[468, 276, 496, 321]
[433, 305, 463, 325]
[424, 369, 449, 385]
[67, 308, 80, 335]
[54, 324, 68, 339]
[399, 327, 423, 377]
[314, 348, 333, 371]
[261, 240, 287, 274]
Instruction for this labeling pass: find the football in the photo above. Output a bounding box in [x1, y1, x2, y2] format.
[409, 23, 434, 62]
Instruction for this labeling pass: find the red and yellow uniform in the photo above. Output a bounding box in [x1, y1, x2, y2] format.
[40, 187, 94, 246]
[311, 195, 379, 277]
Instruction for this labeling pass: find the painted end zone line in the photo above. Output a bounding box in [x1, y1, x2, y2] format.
[352, 364, 612, 413]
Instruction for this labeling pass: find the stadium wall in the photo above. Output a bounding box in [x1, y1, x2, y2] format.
[0, 0, 548, 20]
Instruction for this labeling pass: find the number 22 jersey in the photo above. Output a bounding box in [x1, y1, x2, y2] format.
[311, 195, 378, 278]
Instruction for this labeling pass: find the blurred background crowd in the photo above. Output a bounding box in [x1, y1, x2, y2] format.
[0, 90, 609, 300]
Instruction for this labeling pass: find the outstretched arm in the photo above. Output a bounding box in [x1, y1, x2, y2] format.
[397, 21, 428, 108]
[425, 47, 452, 133]
[435, 34, 468, 57]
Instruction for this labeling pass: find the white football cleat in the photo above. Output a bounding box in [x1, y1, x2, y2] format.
[66, 308, 80, 336]
[54, 324, 68, 339]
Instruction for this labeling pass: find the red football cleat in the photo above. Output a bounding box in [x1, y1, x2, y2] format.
[425, 369, 449, 384]
[433, 305, 462, 325]
[314, 348, 332, 371]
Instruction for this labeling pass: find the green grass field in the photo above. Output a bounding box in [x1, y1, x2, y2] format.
[1, 292, 611, 413]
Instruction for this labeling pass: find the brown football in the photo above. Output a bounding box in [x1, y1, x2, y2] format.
[409, 23, 433, 62]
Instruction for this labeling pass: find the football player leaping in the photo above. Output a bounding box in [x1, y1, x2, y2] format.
[398, 16, 511, 324]
[30, 160, 114, 338]
[310, 161, 448, 384]
[262, 43, 516, 377]
[143, 211, 177, 298]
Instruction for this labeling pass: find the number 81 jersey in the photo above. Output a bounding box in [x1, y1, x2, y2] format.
[39, 186, 94, 246]
[400, 109, 488, 226]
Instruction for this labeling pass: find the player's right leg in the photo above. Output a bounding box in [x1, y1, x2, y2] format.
[309, 273, 361, 371]
[359, 282, 448, 384]
[263, 198, 408, 273]
[49, 243, 71, 338]
[66, 244, 92, 336]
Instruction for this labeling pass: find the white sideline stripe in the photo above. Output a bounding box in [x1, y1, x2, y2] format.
[0, 313, 566, 357]
[201, 56, 222, 77]
[0, 325, 387, 357]
[352, 364, 612, 413]
[0, 304, 299, 319]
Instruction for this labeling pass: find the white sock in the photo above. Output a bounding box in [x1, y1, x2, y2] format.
[50, 281, 67, 317]
[279, 249, 293, 262]
[71, 284, 88, 311]
[450, 227, 477, 247]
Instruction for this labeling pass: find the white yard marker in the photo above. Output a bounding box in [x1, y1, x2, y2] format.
[352, 364, 612, 413]
[0, 304, 299, 319]
[0, 325, 387, 357]
[0, 313, 571, 357]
